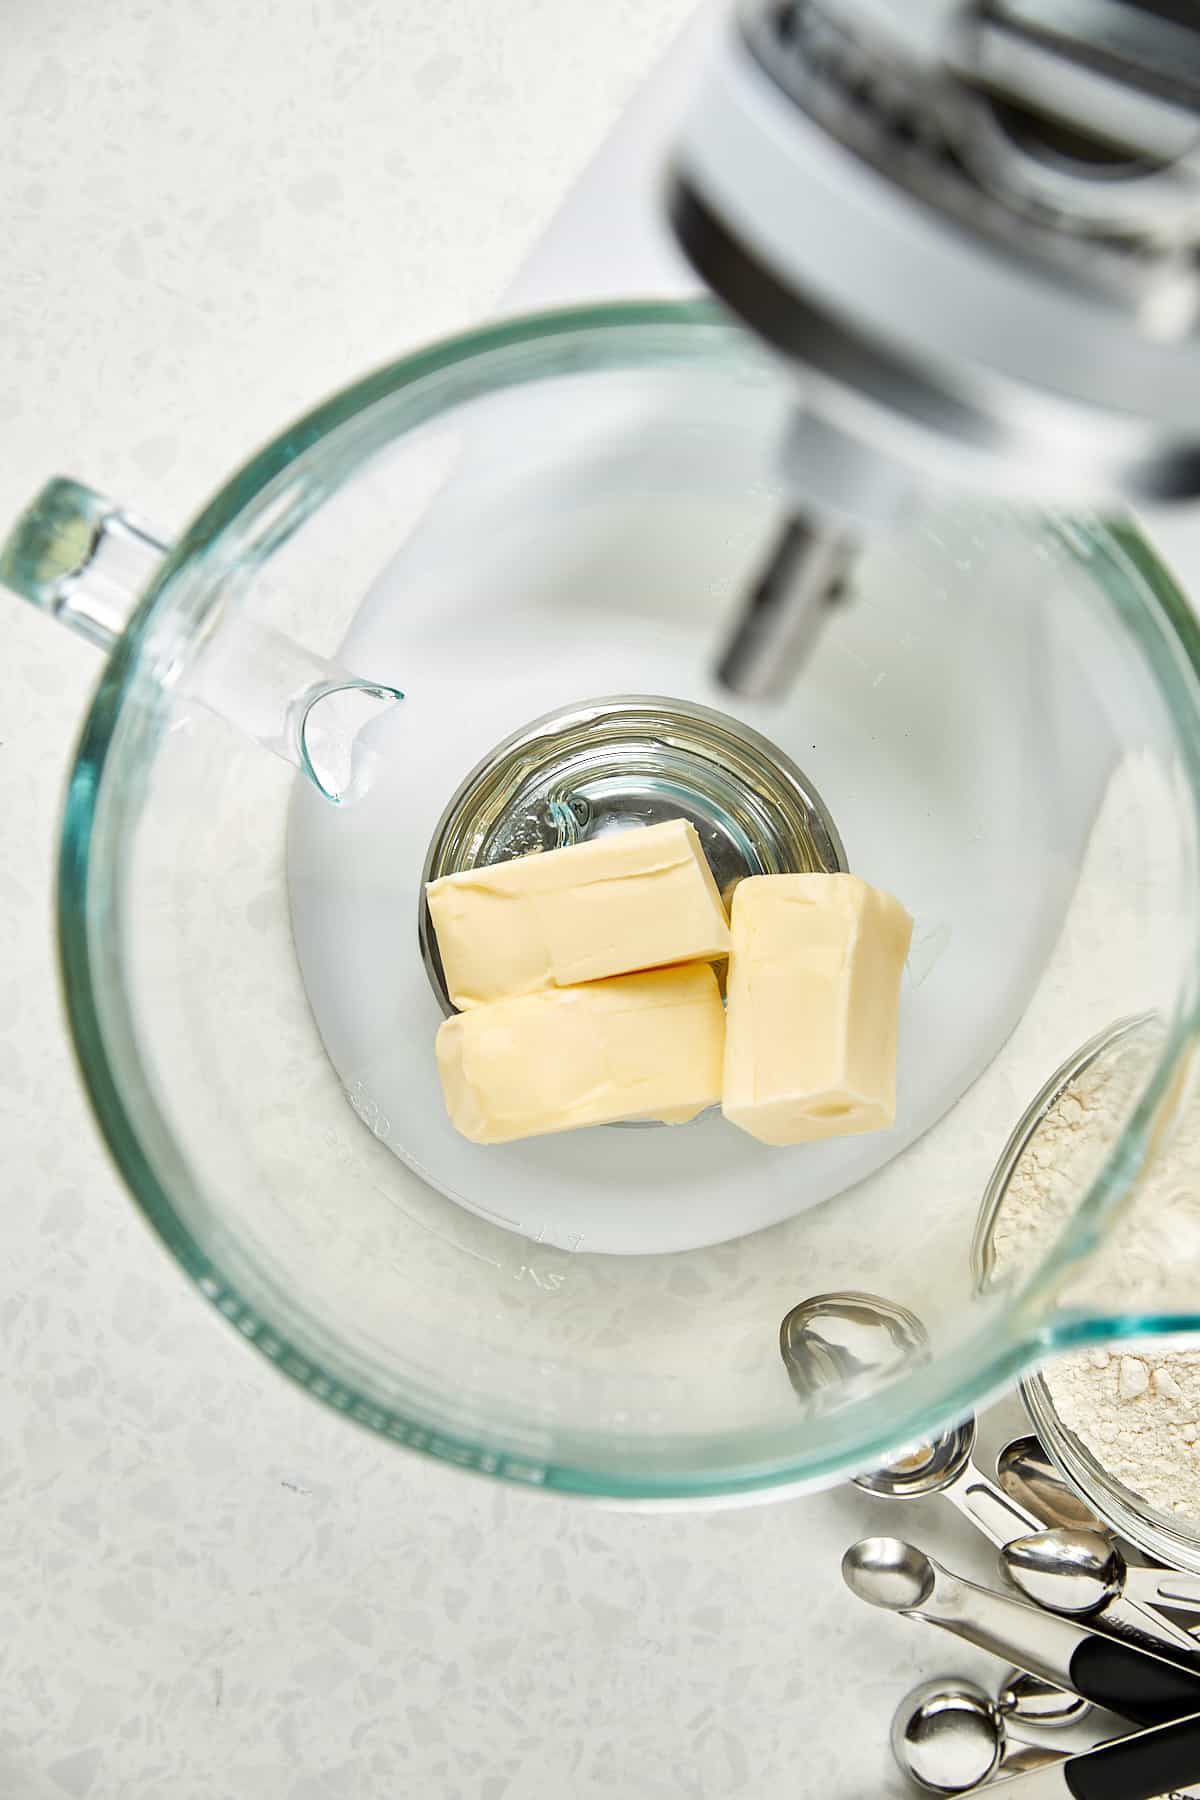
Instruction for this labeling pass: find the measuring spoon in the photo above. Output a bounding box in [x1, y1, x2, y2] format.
[892, 1677, 1066, 1794]
[1005, 1528, 1200, 1660]
[842, 1537, 1200, 1725]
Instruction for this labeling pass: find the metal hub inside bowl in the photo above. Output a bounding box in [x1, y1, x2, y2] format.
[419, 693, 847, 1015]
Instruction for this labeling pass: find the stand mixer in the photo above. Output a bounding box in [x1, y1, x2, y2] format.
[666, 0, 1200, 695]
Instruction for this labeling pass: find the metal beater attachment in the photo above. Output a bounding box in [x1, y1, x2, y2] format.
[669, 0, 1200, 694]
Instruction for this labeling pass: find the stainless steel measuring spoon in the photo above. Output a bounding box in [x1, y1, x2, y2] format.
[999, 1668, 1093, 1729]
[891, 1677, 1068, 1794]
[966, 1713, 1200, 1800]
[999, 1435, 1200, 1621]
[842, 1537, 1200, 1725]
[854, 1415, 1048, 1547]
[785, 1294, 1200, 1666]
[1005, 1528, 1200, 1660]
[997, 1434, 1103, 1533]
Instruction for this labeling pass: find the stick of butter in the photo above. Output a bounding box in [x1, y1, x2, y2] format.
[436, 963, 725, 1144]
[426, 819, 731, 1009]
[722, 873, 912, 1147]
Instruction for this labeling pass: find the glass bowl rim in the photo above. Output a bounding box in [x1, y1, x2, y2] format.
[54, 297, 1200, 1500]
[1022, 1369, 1200, 1573]
[973, 1008, 1200, 1566]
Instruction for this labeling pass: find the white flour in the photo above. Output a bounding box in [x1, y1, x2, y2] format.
[992, 1029, 1200, 1522]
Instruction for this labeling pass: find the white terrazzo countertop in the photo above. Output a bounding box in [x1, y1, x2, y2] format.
[2, 4, 1193, 1797]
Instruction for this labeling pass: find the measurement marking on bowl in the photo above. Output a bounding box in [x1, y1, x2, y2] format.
[514, 1264, 566, 1291]
[345, 1079, 390, 1142]
[369, 1184, 506, 1271]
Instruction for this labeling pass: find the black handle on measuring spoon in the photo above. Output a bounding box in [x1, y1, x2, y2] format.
[988, 1710, 1200, 1800]
[1068, 1710, 1200, 1800]
[1068, 1633, 1200, 1726]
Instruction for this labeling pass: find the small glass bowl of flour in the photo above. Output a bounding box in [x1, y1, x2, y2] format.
[979, 1015, 1200, 1572]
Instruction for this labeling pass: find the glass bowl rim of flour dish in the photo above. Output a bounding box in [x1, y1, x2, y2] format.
[976, 1018, 1200, 1571]
[28, 295, 1200, 1501]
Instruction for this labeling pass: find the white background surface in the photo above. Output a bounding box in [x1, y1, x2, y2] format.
[0, 4, 1186, 1797]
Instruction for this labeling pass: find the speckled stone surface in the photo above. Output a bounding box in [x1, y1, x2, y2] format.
[0, 4, 1187, 1796]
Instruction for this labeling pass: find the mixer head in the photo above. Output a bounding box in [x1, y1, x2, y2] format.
[666, 0, 1200, 697]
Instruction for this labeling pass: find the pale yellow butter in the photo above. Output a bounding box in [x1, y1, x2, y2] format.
[722, 873, 912, 1147]
[436, 963, 725, 1144]
[426, 819, 730, 1010]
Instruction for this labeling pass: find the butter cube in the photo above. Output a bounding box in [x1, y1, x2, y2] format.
[436, 963, 725, 1144]
[426, 819, 730, 1009]
[722, 874, 912, 1147]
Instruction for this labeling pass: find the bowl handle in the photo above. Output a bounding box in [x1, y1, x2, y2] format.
[1, 477, 404, 805]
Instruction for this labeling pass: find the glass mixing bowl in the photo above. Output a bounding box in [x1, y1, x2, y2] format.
[978, 1019, 1200, 1570]
[6, 300, 1200, 1501]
